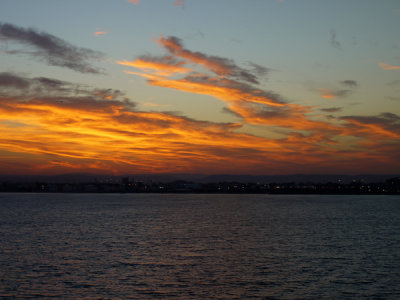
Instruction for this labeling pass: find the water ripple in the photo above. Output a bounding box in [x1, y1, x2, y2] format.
[0, 193, 399, 299]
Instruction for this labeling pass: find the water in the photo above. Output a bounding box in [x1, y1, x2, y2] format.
[0, 193, 399, 299]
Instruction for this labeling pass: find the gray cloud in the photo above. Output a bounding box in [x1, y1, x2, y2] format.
[332, 90, 351, 98]
[179, 73, 285, 105]
[0, 22, 104, 74]
[329, 29, 341, 50]
[341, 112, 400, 133]
[222, 106, 242, 118]
[35, 77, 65, 88]
[0, 72, 73, 98]
[247, 62, 270, 78]
[0, 72, 134, 110]
[340, 80, 358, 88]
[136, 54, 188, 69]
[0, 73, 244, 132]
[159, 35, 267, 84]
[320, 107, 343, 113]
[0, 72, 31, 89]
[320, 88, 351, 99]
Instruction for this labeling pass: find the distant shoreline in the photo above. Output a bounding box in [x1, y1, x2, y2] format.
[1, 177, 399, 195]
[0, 192, 399, 195]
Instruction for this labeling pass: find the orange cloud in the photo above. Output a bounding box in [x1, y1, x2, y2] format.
[117, 56, 191, 76]
[320, 88, 336, 99]
[112, 36, 400, 174]
[127, 71, 345, 137]
[2, 25, 398, 177]
[1, 92, 399, 174]
[94, 89, 121, 100]
[155, 35, 262, 84]
[129, 72, 284, 107]
[94, 31, 107, 36]
[0, 96, 305, 175]
[127, 0, 139, 5]
[341, 113, 400, 140]
[141, 102, 170, 108]
[319, 88, 351, 99]
[173, 0, 185, 8]
[157, 35, 233, 75]
[120, 37, 400, 145]
[378, 62, 400, 70]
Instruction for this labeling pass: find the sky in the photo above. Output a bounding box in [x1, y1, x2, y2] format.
[0, 0, 399, 176]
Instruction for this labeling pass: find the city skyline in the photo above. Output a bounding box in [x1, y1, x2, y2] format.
[0, 0, 399, 175]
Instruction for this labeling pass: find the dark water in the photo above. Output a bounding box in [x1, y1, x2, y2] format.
[0, 193, 399, 299]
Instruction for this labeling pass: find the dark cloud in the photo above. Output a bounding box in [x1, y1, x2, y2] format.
[250, 105, 291, 120]
[340, 80, 358, 88]
[0, 72, 74, 98]
[320, 107, 343, 113]
[247, 62, 270, 77]
[0, 22, 104, 74]
[320, 88, 352, 99]
[341, 112, 400, 133]
[129, 36, 355, 137]
[332, 90, 351, 98]
[0, 72, 135, 110]
[0, 74, 248, 132]
[35, 77, 65, 88]
[381, 112, 400, 121]
[0, 72, 30, 89]
[184, 73, 286, 106]
[345, 112, 400, 123]
[158, 35, 266, 84]
[222, 106, 242, 118]
[137, 54, 184, 66]
[29, 95, 137, 113]
[329, 29, 341, 50]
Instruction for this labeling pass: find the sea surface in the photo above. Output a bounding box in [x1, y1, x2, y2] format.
[0, 193, 399, 299]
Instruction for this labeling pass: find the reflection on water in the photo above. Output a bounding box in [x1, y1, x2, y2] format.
[0, 193, 399, 298]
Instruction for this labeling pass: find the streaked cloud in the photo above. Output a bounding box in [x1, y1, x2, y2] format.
[0, 72, 72, 99]
[94, 30, 108, 37]
[117, 55, 192, 76]
[314, 80, 357, 100]
[341, 112, 400, 140]
[319, 88, 351, 99]
[119, 35, 400, 157]
[156, 35, 263, 84]
[379, 62, 400, 70]
[173, 0, 185, 8]
[0, 74, 319, 174]
[127, 0, 185, 8]
[0, 72, 31, 89]
[1, 2, 398, 177]
[1, 72, 399, 174]
[320, 107, 343, 113]
[340, 80, 358, 88]
[0, 22, 104, 74]
[142, 102, 171, 108]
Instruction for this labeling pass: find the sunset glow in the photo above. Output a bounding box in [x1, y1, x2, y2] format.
[0, 1, 399, 175]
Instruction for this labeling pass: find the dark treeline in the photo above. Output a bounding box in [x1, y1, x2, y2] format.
[0, 177, 399, 194]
